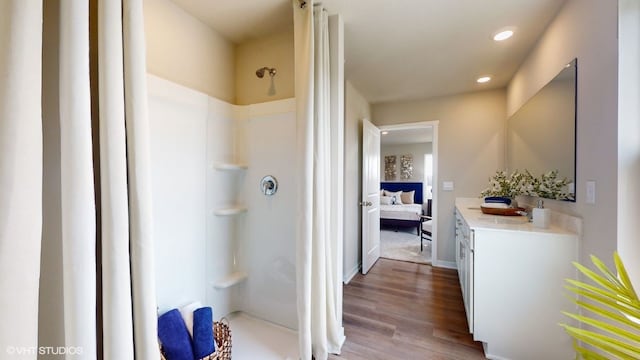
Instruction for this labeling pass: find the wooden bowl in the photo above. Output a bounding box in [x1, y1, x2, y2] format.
[480, 206, 526, 216]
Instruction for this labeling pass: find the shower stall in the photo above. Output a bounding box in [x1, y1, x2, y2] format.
[146, 4, 345, 358]
[148, 75, 299, 358]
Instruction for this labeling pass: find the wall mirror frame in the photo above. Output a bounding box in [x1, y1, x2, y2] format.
[507, 58, 577, 202]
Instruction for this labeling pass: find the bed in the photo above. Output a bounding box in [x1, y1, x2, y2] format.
[379, 182, 427, 235]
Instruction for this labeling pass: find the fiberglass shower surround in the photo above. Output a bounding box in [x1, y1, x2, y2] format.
[148, 74, 297, 330]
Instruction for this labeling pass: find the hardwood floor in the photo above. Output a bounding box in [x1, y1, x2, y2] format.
[330, 258, 485, 360]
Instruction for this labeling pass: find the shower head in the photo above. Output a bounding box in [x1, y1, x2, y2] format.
[256, 67, 277, 78]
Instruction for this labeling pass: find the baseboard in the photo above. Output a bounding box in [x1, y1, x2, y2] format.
[343, 264, 360, 284]
[432, 259, 457, 269]
[483, 342, 512, 360]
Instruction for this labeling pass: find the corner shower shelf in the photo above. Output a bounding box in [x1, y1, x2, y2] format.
[212, 271, 248, 289]
[213, 206, 247, 216]
[213, 162, 248, 171]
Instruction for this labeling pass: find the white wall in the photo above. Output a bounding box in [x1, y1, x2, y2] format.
[381, 142, 433, 183]
[239, 100, 298, 329]
[343, 81, 371, 282]
[205, 95, 241, 320]
[618, 0, 640, 289]
[372, 89, 506, 265]
[507, 0, 619, 267]
[148, 75, 208, 312]
[143, 0, 236, 103]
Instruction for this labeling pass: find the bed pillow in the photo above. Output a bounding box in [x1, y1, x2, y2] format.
[380, 196, 393, 205]
[384, 190, 403, 205]
[400, 190, 415, 204]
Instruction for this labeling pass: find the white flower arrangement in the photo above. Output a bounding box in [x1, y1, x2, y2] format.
[530, 170, 574, 201]
[481, 169, 573, 201]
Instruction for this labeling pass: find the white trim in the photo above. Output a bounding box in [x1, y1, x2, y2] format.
[379, 120, 439, 265]
[240, 98, 296, 118]
[343, 264, 360, 284]
[433, 260, 457, 269]
[484, 343, 512, 360]
[378, 121, 438, 131]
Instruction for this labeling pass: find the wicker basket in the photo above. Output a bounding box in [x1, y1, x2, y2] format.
[160, 318, 231, 360]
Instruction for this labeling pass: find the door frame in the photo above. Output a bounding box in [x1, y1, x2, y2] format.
[378, 120, 439, 265]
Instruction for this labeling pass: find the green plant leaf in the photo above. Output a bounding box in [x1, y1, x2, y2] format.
[590, 255, 625, 290]
[567, 287, 640, 328]
[565, 280, 638, 311]
[561, 325, 640, 359]
[561, 253, 640, 359]
[563, 311, 640, 344]
[574, 261, 625, 294]
[615, 252, 639, 301]
[573, 341, 610, 360]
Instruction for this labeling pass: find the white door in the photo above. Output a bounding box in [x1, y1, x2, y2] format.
[361, 119, 380, 274]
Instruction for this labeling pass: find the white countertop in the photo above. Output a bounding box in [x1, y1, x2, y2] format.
[455, 198, 578, 236]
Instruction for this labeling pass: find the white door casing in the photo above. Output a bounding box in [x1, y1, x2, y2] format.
[361, 119, 380, 274]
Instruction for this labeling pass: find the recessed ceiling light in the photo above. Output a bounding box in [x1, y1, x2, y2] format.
[493, 26, 516, 42]
[381, 131, 389, 135]
[477, 76, 491, 83]
[493, 30, 514, 41]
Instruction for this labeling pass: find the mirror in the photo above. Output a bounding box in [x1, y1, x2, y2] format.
[507, 59, 577, 201]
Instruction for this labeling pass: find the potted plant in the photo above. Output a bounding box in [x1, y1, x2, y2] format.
[560, 252, 640, 359]
[481, 169, 573, 201]
[531, 170, 574, 201]
[480, 170, 536, 208]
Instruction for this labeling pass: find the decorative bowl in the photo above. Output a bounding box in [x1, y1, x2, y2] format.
[480, 206, 526, 216]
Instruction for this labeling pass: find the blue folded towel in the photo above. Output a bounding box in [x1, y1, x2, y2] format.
[193, 307, 215, 358]
[484, 196, 512, 205]
[158, 309, 195, 360]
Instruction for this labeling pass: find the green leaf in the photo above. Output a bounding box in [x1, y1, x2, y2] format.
[590, 255, 625, 291]
[565, 280, 638, 311]
[573, 261, 624, 294]
[567, 287, 640, 328]
[561, 253, 640, 359]
[615, 252, 639, 301]
[573, 341, 610, 360]
[563, 311, 640, 344]
[562, 325, 640, 359]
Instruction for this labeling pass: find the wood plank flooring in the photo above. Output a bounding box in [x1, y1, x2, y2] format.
[330, 258, 485, 360]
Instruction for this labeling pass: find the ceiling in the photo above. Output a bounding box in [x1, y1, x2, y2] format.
[169, 0, 567, 104]
[170, 0, 293, 43]
[381, 128, 433, 146]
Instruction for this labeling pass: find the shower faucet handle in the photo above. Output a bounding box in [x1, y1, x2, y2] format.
[260, 175, 278, 196]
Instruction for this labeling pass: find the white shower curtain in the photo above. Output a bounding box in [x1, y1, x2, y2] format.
[0, 0, 44, 353]
[293, 1, 345, 359]
[0, 1, 158, 358]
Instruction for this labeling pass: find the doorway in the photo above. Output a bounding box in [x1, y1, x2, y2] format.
[360, 121, 438, 269]
[379, 122, 437, 265]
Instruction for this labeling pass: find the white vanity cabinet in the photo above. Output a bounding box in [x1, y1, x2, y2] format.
[455, 210, 473, 333]
[455, 198, 580, 360]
